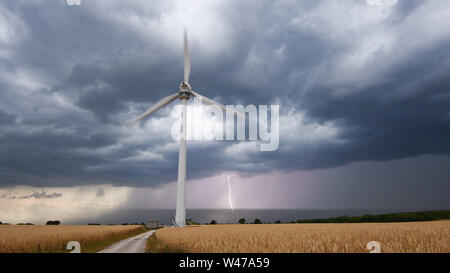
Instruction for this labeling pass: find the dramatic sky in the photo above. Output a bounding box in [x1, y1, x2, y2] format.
[1, 0, 449, 223]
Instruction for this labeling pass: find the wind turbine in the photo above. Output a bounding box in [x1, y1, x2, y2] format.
[128, 30, 238, 227]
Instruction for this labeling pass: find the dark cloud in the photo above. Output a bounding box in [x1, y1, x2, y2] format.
[18, 191, 63, 199]
[0, 0, 449, 190]
[390, 0, 425, 23]
[0, 191, 63, 199]
[0, 108, 16, 125]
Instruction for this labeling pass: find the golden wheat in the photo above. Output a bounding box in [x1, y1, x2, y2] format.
[0, 225, 145, 253]
[152, 221, 450, 253]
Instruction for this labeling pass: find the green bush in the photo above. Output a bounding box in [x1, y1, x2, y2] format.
[45, 220, 61, 225]
[295, 210, 450, 224]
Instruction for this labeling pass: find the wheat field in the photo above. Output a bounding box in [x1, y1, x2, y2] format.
[0, 225, 146, 253]
[151, 221, 450, 253]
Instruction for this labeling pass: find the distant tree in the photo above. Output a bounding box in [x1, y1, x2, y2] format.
[210, 220, 217, 225]
[0, 221, 2, 224]
[238, 218, 246, 224]
[294, 210, 450, 224]
[186, 219, 198, 225]
[26, 223, 34, 225]
[88, 223, 101, 225]
[253, 219, 262, 224]
[45, 220, 61, 225]
[121, 223, 129, 225]
[275, 220, 281, 224]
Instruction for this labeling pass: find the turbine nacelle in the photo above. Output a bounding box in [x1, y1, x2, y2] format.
[179, 81, 192, 100]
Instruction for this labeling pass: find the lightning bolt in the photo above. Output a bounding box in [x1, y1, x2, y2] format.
[227, 175, 234, 210]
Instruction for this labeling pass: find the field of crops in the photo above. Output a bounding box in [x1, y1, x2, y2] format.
[0, 225, 146, 253]
[150, 220, 450, 253]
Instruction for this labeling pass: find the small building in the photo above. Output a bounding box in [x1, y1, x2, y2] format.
[147, 220, 159, 229]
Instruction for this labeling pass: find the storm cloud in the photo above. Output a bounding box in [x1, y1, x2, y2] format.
[0, 190, 63, 199]
[0, 0, 450, 188]
[17, 191, 63, 199]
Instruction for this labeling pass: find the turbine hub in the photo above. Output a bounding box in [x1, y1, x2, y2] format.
[180, 81, 191, 91]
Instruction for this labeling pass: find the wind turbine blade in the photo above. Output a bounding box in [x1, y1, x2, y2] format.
[127, 93, 179, 126]
[191, 91, 245, 119]
[184, 30, 191, 82]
